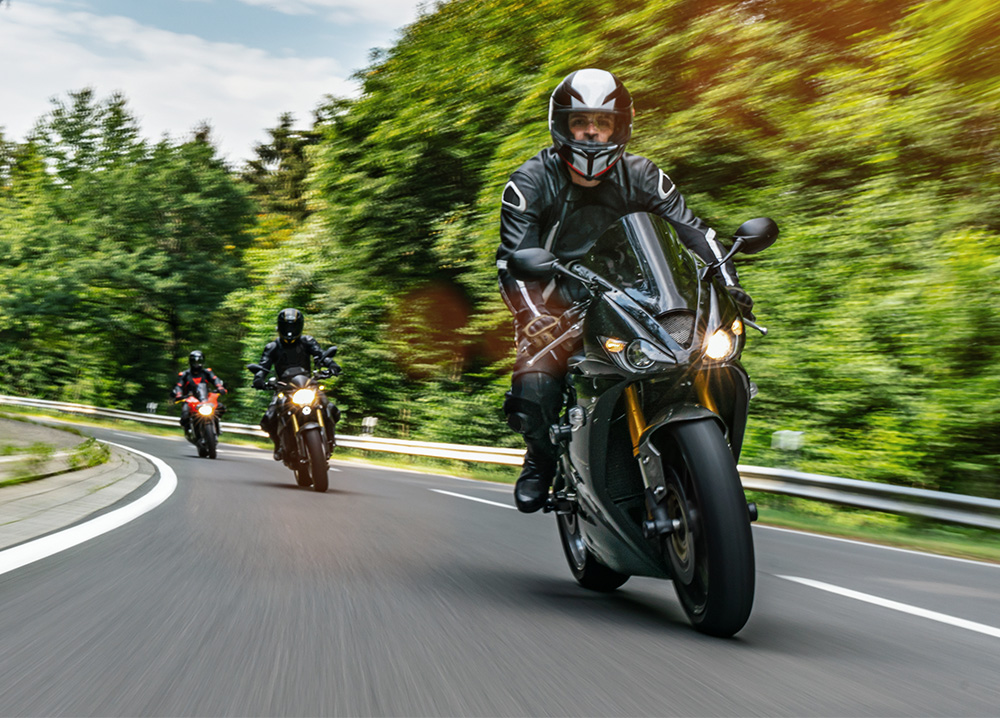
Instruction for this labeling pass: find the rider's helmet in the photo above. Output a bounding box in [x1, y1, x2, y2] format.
[277, 308, 304, 344]
[549, 68, 633, 181]
[189, 350, 205, 372]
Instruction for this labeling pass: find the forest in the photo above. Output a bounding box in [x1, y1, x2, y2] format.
[1, 0, 998, 499]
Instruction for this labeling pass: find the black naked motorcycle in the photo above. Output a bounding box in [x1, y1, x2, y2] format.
[247, 349, 338, 492]
[507, 211, 778, 637]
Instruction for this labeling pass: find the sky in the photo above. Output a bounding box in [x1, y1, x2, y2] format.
[0, 0, 429, 165]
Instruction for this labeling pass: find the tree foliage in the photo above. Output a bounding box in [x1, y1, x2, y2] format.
[2, 0, 999, 498]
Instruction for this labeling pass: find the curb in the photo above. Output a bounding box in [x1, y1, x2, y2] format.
[0, 444, 156, 551]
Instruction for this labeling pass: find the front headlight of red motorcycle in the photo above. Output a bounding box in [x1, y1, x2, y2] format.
[197, 404, 214, 417]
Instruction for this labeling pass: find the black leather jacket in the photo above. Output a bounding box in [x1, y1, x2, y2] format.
[171, 367, 226, 399]
[257, 335, 329, 380]
[496, 148, 741, 326]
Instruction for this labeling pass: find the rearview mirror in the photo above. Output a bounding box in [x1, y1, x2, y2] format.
[732, 217, 779, 255]
[507, 247, 561, 282]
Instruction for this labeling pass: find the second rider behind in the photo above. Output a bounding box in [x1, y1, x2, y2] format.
[253, 308, 342, 460]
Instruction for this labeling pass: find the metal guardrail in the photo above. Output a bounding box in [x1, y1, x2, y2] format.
[2, 394, 998, 530]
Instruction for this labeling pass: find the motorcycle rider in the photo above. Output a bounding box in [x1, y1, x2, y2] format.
[252, 308, 342, 460]
[497, 68, 756, 513]
[170, 350, 227, 438]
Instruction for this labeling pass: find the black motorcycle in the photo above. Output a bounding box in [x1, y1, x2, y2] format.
[507, 211, 778, 637]
[247, 349, 338, 492]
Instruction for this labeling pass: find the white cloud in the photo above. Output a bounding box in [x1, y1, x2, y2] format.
[0, 2, 359, 163]
[235, 0, 429, 24]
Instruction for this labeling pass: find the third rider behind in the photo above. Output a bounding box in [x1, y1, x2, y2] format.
[497, 68, 756, 513]
[253, 308, 342, 460]
[171, 350, 227, 438]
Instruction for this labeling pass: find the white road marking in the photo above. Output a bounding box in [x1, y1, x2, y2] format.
[759, 524, 1000, 568]
[431, 489, 516, 510]
[113, 432, 146, 439]
[0, 441, 177, 577]
[779, 575, 1000, 640]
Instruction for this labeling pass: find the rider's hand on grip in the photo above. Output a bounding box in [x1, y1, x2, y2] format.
[252, 373, 267, 390]
[521, 313, 564, 353]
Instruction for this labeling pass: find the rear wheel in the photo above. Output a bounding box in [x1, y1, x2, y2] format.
[659, 419, 755, 637]
[293, 462, 312, 487]
[557, 495, 629, 592]
[303, 430, 328, 493]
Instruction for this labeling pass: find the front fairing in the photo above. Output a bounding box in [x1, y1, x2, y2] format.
[574, 212, 745, 375]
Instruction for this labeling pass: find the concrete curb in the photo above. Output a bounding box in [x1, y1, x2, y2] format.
[0, 444, 156, 551]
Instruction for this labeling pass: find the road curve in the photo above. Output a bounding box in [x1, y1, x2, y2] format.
[0, 425, 997, 717]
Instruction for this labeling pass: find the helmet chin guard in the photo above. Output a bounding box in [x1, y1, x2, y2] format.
[549, 68, 633, 181]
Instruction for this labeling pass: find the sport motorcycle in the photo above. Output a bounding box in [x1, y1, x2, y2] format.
[506, 211, 778, 636]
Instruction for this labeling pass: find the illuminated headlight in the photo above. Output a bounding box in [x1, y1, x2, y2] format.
[705, 329, 735, 360]
[197, 404, 214, 417]
[292, 388, 317, 406]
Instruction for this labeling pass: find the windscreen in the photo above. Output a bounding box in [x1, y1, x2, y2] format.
[578, 212, 700, 314]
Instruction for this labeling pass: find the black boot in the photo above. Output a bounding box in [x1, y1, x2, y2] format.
[270, 435, 282, 461]
[514, 438, 557, 513]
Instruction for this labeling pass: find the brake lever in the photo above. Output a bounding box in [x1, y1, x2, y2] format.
[743, 318, 768, 336]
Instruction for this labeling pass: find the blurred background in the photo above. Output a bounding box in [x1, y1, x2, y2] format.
[1, 0, 998, 508]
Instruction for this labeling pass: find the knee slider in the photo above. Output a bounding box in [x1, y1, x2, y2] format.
[503, 392, 543, 436]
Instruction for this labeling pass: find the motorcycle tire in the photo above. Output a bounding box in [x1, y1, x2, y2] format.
[293, 462, 312, 487]
[557, 506, 630, 593]
[303, 430, 328, 493]
[202, 421, 217, 460]
[659, 418, 755, 637]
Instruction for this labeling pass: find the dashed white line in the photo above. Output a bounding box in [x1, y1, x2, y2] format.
[430, 489, 516, 510]
[779, 575, 1000, 639]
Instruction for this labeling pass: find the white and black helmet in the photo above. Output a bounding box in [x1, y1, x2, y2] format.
[549, 68, 633, 181]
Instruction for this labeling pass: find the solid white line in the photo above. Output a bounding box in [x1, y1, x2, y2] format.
[113, 432, 146, 439]
[779, 575, 1000, 639]
[758, 524, 1000, 568]
[430, 489, 516, 510]
[0, 441, 178, 577]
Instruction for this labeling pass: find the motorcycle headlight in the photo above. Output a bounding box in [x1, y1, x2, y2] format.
[626, 340, 656, 369]
[705, 328, 735, 360]
[197, 404, 214, 417]
[291, 388, 317, 406]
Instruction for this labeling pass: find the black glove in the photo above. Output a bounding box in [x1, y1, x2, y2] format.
[727, 286, 756, 322]
[252, 373, 267, 390]
[327, 361, 342, 376]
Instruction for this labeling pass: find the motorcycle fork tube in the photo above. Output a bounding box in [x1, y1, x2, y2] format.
[624, 385, 646, 457]
[625, 384, 675, 535]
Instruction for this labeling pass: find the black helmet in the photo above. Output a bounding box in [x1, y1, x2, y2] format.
[549, 68, 633, 181]
[189, 350, 205, 371]
[277, 308, 304, 343]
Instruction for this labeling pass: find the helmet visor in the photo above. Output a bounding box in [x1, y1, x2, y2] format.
[551, 108, 630, 146]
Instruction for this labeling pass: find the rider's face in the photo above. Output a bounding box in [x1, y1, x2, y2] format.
[568, 112, 615, 142]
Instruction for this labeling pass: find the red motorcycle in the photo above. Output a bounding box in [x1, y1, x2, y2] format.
[179, 382, 221, 459]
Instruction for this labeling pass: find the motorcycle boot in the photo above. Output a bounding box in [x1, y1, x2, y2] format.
[514, 436, 557, 513]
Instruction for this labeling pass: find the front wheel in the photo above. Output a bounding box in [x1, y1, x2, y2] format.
[303, 430, 328, 493]
[202, 420, 217, 460]
[659, 419, 755, 637]
[557, 505, 629, 593]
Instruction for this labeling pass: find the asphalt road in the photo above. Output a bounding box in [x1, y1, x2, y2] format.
[0, 425, 998, 717]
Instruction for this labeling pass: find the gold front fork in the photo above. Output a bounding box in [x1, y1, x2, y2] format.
[624, 385, 646, 457]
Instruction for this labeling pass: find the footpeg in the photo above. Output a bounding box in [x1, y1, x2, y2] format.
[747, 502, 758, 522]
